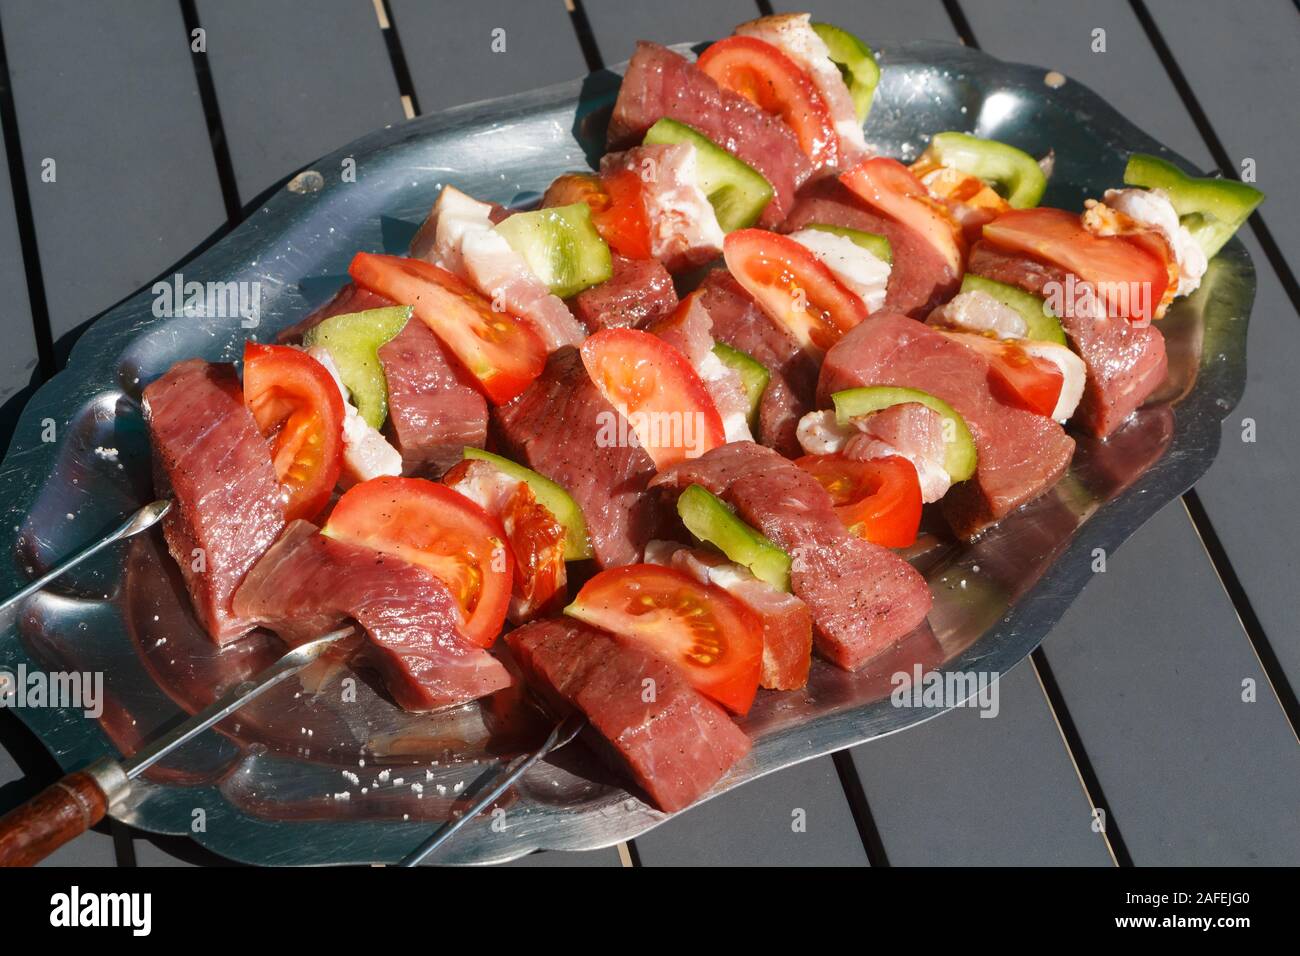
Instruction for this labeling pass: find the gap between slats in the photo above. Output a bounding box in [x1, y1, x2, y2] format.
[376, 0, 420, 118]
[180, 0, 241, 220]
[568, 0, 606, 72]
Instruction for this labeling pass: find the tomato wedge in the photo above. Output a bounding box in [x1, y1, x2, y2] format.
[348, 253, 545, 403]
[580, 328, 725, 468]
[982, 207, 1171, 324]
[242, 342, 344, 522]
[796, 454, 922, 548]
[723, 229, 869, 354]
[990, 346, 1064, 417]
[938, 330, 1065, 417]
[322, 476, 512, 647]
[542, 171, 652, 260]
[442, 459, 567, 622]
[840, 158, 965, 275]
[698, 35, 838, 169]
[565, 563, 763, 715]
[598, 169, 654, 260]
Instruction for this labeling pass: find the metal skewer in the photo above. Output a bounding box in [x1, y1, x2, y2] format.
[0, 626, 354, 866]
[398, 712, 586, 867]
[0, 498, 172, 615]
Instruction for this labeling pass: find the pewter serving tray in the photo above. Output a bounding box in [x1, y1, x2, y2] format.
[0, 42, 1252, 865]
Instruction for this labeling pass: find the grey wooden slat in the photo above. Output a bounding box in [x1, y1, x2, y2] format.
[505, 846, 624, 867]
[771, 0, 964, 47]
[388, 0, 586, 114]
[633, 756, 872, 866]
[196, 0, 405, 203]
[1138, 0, 1300, 697]
[963, 0, 1300, 861]
[1147, 0, 1299, 263]
[0, 0, 226, 350]
[1033, 504, 1300, 864]
[963, 0, 1213, 169]
[132, 838, 200, 867]
[581, 0, 760, 63]
[850, 664, 1114, 866]
[0, 100, 39, 448]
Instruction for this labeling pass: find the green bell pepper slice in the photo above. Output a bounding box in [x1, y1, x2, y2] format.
[1122, 152, 1264, 259]
[677, 484, 791, 592]
[302, 306, 411, 429]
[920, 132, 1047, 208]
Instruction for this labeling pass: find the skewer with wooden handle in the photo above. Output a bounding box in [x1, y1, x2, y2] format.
[0, 627, 353, 866]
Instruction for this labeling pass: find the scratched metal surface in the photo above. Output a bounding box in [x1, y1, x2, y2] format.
[0, 42, 1253, 865]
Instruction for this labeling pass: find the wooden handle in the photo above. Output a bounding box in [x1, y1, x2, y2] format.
[0, 770, 109, 866]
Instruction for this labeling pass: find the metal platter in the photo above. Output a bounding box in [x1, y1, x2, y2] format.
[0, 41, 1253, 865]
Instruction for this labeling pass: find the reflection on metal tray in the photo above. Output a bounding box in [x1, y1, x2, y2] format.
[0, 41, 1253, 865]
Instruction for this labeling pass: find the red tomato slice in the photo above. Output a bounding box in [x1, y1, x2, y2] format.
[322, 476, 512, 647]
[942, 331, 1065, 417]
[597, 169, 654, 260]
[566, 563, 763, 715]
[443, 460, 567, 622]
[840, 158, 966, 275]
[580, 328, 725, 468]
[698, 36, 839, 169]
[242, 342, 344, 522]
[542, 171, 652, 260]
[796, 454, 922, 548]
[982, 208, 1171, 324]
[723, 229, 869, 354]
[349, 253, 545, 403]
[988, 347, 1064, 417]
[501, 482, 567, 618]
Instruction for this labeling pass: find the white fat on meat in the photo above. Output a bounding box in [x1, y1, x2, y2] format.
[425, 186, 585, 350]
[796, 408, 952, 503]
[1020, 340, 1086, 422]
[787, 228, 891, 313]
[644, 539, 758, 593]
[443, 458, 521, 515]
[304, 346, 402, 484]
[736, 13, 870, 164]
[796, 408, 858, 456]
[939, 330, 1086, 424]
[928, 289, 1028, 339]
[694, 349, 754, 443]
[1101, 187, 1207, 297]
[614, 143, 725, 267]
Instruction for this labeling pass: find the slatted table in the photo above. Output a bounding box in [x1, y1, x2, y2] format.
[0, 0, 1295, 868]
